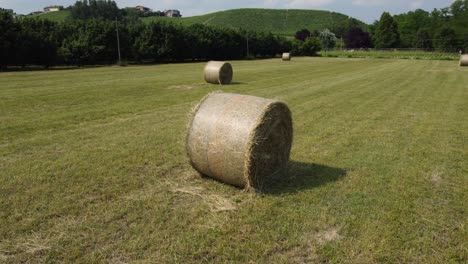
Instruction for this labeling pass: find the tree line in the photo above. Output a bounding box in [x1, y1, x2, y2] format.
[0, 0, 327, 69]
[295, 0, 468, 52]
[389, 1, 468, 51]
[70, 0, 176, 19]
[0, 12, 292, 68]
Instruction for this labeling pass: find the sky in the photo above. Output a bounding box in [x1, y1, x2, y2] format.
[0, 0, 456, 23]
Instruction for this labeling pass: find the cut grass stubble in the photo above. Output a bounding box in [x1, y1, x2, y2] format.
[0, 57, 466, 263]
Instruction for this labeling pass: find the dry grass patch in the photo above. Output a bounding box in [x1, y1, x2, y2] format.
[315, 227, 343, 245]
[429, 170, 443, 186]
[166, 84, 199, 90]
[172, 186, 237, 212]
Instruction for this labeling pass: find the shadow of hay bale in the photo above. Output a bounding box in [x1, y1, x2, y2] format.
[262, 161, 347, 194]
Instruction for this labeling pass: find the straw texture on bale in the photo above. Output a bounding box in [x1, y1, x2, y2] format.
[186, 92, 293, 190]
[282, 53, 291, 61]
[460, 55, 468, 66]
[204, 61, 233, 85]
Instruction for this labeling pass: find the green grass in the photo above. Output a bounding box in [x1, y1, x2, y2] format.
[145, 8, 366, 36]
[0, 58, 467, 263]
[322, 50, 460, 61]
[32, 10, 71, 22]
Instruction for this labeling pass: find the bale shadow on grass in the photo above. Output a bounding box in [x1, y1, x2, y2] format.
[262, 161, 347, 195]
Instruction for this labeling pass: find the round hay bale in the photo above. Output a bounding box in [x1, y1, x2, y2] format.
[186, 92, 293, 190]
[204, 61, 233, 85]
[282, 53, 291, 61]
[460, 54, 468, 66]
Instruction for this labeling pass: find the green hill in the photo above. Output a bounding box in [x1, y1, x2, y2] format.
[32, 10, 70, 22]
[29, 8, 366, 36]
[143, 8, 366, 36]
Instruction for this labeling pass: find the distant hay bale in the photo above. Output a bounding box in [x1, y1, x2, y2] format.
[204, 61, 233, 85]
[186, 92, 293, 190]
[282, 53, 291, 61]
[460, 55, 468, 66]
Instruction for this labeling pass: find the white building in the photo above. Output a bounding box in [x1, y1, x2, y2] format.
[43, 6, 62, 13]
[164, 9, 181, 17]
[135, 6, 152, 13]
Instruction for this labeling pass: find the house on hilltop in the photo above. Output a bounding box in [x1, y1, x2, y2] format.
[164, 9, 181, 17]
[43, 5, 63, 13]
[135, 6, 152, 13]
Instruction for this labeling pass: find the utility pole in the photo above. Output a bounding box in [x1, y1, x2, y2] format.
[115, 17, 121, 65]
[246, 34, 249, 58]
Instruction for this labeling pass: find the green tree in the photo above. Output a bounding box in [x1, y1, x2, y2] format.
[434, 26, 457, 51]
[16, 18, 61, 67]
[0, 10, 17, 69]
[374, 12, 400, 48]
[450, 0, 468, 17]
[413, 28, 433, 50]
[299, 37, 321, 56]
[450, 0, 468, 51]
[318, 29, 337, 51]
[70, 0, 123, 20]
[1, 7, 294, 67]
[331, 17, 366, 38]
[61, 19, 124, 65]
[185, 24, 214, 60]
[394, 9, 431, 47]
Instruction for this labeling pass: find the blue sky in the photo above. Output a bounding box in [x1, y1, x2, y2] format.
[0, 0, 455, 23]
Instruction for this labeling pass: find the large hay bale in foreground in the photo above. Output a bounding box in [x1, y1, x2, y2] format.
[460, 55, 468, 66]
[282, 53, 291, 61]
[186, 92, 293, 189]
[204, 61, 233, 85]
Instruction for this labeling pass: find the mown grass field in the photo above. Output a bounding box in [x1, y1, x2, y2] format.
[0, 58, 467, 263]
